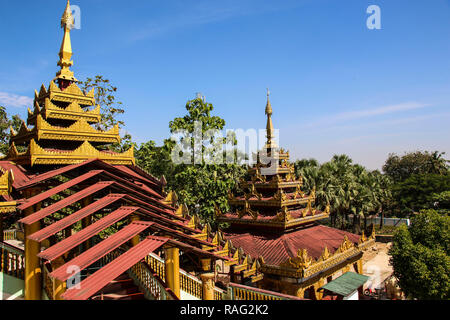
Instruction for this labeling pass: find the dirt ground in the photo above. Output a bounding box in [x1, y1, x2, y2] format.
[362, 242, 393, 290]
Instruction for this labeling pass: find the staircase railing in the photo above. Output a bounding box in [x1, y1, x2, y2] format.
[227, 282, 303, 300]
[128, 260, 178, 300]
[0, 242, 25, 280]
[146, 252, 225, 300]
[180, 268, 203, 299]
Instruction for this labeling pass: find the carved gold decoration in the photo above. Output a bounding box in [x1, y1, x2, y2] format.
[237, 201, 259, 220]
[272, 206, 292, 223]
[293, 185, 304, 199]
[319, 246, 330, 261]
[214, 204, 222, 218]
[12, 114, 119, 144]
[0, 201, 17, 214]
[55, 0, 77, 82]
[176, 203, 189, 218]
[0, 169, 14, 196]
[285, 249, 313, 269]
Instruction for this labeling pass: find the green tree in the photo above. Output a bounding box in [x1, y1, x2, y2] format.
[136, 97, 246, 227]
[391, 174, 450, 216]
[78, 75, 134, 152]
[389, 210, 450, 300]
[295, 155, 392, 232]
[383, 151, 449, 183]
[0, 106, 23, 155]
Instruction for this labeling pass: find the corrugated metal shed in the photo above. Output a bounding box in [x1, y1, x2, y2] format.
[320, 272, 369, 297]
[19, 181, 114, 225]
[62, 236, 168, 300]
[28, 194, 126, 242]
[38, 206, 139, 261]
[50, 221, 154, 281]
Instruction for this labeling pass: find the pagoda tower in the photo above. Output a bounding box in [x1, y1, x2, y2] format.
[217, 92, 375, 299]
[3, 0, 134, 167]
[219, 90, 329, 230]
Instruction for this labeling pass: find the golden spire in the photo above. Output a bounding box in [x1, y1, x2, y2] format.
[265, 88, 277, 150]
[55, 0, 77, 82]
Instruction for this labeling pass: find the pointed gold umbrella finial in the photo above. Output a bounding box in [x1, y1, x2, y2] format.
[55, 0, 77, 83]
[264, 88, 277, 151]
[265, 88, 272, 116]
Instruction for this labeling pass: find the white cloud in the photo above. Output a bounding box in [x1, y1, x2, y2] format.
[332, 102, 431, 121]
[0, 92, 33, 108]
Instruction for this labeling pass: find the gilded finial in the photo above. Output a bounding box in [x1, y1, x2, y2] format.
[265, 88, 272, 116]
[264, 88, 277, 150]
[55, 0, 77, 82]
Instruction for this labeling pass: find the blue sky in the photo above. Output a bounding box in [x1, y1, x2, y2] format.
[0, 0, 449, 170]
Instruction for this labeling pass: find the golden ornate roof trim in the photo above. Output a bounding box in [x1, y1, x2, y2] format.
[0, 201, 17, 214]
[0, 169, 14, 196]
[29, 139, 135, 166]
[28, 97, 100, 124]
[13, 114, 118, 144]
[259, 234, 375, 278]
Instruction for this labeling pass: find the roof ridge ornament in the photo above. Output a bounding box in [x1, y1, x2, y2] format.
[55, 0, 78, 83]
[264, 88, 277, 151]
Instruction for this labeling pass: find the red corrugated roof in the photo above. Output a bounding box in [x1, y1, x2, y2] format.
[109, 180, 173, 210]
[19, 181, 114, 225]
[15, 159, 98, 190]
[38, 206, 139, 261]
[226, 225, 361, 265]
[138, 206, 200, 234]
[50, 221, 154, 282]
[0, 161, 31, 188]
[18, 170, 104, 211]
[28, 194, 126, 242]
[62, 235, 168, 300]
[123, 193, 187, 222]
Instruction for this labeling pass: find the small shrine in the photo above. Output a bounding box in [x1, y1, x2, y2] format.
[217, 92, 375, 299]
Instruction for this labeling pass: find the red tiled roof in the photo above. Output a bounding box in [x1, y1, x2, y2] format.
[225, 225, 361, 265]
[38, 206, 139, 261]
[19, 181, 114, 225]
[50, 221, 154, 282]
[28, 194, 126, 242]
[62, 235, 168, 300]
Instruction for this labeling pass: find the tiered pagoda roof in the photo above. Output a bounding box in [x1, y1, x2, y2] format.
[217, 92, 375, 283]
[3, 1, 134, 167]
[218, 92, 329, 230]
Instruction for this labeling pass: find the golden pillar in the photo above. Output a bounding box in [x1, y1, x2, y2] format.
[200, 273, 215, 300]
[130, 214, 140, 247]
[354, 259, 363, 274]
[52, 257, 66, 300]
[164, 246, 180, 298]
[24, 190, 42, 300]
[315, 278, 325, 300]
[0, 213, 3, 243]
[200, 258, 211, 272]
[295, 287, 305, 299]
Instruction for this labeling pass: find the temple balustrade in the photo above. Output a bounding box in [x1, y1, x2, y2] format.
[0, 242, 25, 280]
[226, 282, 301, 300]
